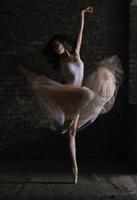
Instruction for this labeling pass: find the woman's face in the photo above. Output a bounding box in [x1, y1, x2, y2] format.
[52, 40, 65, 55]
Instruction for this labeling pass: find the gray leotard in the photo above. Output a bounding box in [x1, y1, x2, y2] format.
[59, 57, 84, 85]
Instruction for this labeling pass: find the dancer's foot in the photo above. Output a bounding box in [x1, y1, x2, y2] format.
[72, 165, 78, 184]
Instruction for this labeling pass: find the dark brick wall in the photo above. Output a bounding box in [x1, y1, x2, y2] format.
[0, 0, 129, 160]
[129, 4, 137, 105]
[127, 3, 137, 165]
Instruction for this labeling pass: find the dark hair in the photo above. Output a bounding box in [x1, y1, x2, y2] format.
[42, 34, 75, 70]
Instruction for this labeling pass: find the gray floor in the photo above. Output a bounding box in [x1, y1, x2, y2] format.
[0, 158, 137, 200]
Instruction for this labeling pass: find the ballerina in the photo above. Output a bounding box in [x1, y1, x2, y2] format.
[14, 6, 124, 184]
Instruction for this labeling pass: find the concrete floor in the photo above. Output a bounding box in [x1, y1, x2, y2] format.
[0, 158, 137, 200]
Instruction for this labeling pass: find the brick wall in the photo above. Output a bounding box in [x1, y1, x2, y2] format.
[128, 2, 137, 165]
[129, 4, 137, 105]
[0, 0, 128, 159]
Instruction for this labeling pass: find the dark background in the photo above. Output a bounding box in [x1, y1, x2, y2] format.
[0, 0, 135, 162]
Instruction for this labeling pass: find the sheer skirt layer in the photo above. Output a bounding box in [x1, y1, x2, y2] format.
[17, 54, 124, 132]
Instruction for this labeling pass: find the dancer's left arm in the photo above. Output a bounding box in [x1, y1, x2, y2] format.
[74, 7, 93, 57]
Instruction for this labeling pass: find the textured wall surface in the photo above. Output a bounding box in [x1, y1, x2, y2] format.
[0, 0, 128, 160]
[128, 2, 137, 165]
[129, 4, 137, 105]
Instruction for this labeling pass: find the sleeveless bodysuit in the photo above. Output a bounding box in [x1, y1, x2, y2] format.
[59, 57, 84, 86]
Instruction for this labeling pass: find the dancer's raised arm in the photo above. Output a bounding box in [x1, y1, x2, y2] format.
[74, 7, 93, 56]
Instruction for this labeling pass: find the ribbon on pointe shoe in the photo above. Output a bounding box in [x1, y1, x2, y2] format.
[72, 167, 78, 184]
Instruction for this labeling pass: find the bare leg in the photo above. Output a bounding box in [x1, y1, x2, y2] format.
[67, 114, 80, 184]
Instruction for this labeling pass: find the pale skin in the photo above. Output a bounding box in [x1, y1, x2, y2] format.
[52, 6, 94, 183]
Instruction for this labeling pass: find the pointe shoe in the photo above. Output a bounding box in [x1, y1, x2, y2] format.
[72, 167, 78, 184]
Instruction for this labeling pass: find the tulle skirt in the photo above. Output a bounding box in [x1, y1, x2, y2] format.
[14, 48, 124, 133]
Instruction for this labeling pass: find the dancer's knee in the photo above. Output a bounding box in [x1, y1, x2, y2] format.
[81, 86, 94, 101]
